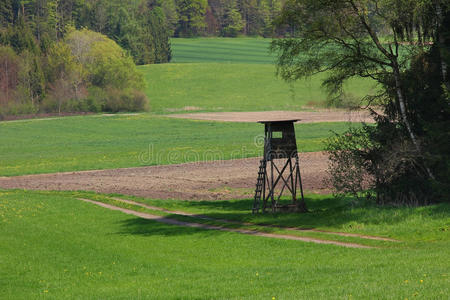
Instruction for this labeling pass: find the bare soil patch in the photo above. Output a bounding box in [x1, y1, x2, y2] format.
[0, 152, 330, 200]
[166, 110, 376, 123]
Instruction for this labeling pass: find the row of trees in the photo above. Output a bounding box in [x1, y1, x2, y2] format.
[158, 0, 286, 37]
[272, 0, 450, 205]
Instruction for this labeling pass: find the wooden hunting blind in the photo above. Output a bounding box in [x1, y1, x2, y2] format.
[252, 119, 307, 213]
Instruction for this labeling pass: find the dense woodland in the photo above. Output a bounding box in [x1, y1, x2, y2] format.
[165, 0, 286, 37]
[0, 0, 289, 117]
[0, 0, 172, 116]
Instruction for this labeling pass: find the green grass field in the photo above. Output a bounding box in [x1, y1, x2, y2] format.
[141, 63, 375, 113]
[1, 189, 448, 299]
[140, 38, 377, 113]
[2, 38, 447, 299]
[0, 114, 360, 176]
[171, 38, 276, 64]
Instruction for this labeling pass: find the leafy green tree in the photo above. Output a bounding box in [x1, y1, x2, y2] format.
[0, 45, 19, 104]
[272, 0, 450, 204]
[158, 0, 179, 36]
[175, 0, 208, 36]
[45, 40, 78, 112]
[222, 1, 244, 37]
[0, 1, 153, 115]
[17, 49, 45, 106]
[65, 29, 144, 90]
[261, 0, 282, 37]
[237, 0, 256, 35]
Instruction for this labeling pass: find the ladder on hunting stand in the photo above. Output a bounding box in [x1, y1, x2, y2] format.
[251, 119, 307, 213]
[252, 160, 266, 214]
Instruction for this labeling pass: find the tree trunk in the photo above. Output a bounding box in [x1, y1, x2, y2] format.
[5, 59, 9, 103]
[435, 1, 449, 88]
[393, 64, 435, 179]
[350, 0, 436, 180]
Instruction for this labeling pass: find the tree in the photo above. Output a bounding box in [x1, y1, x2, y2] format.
[0, 0, 14, 26]
[175, 0, 208, 36]
[18, 49, 45, 106]
[3, 16, 37, 54]
[272, 0, 450, 204]
[45, 41, 77, 113]
[0, 45, 19, 104]
[158, 0, 179, 36]
[222, 0, 244, 37]
[65, 29, 143, 90]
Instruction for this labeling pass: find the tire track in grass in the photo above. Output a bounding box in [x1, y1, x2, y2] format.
[79, 198, 374, 249]
[111, 197, 399, 242]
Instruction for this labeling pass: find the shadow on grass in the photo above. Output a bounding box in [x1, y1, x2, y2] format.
[116, 218, 229, 238]
[116, 195, 449, 238]
[194, 196, 450, 230]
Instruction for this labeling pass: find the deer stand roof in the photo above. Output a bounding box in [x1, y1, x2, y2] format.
[252, 120, 307, 214]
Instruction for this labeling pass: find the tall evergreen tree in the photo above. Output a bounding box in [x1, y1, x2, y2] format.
[0, 0, 14, 26]
[175, 0, 207, 37]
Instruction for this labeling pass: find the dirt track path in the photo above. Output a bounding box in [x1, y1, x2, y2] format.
[111, 196, 398, 242]
[79, 198, 374, 249]
[0, 152, 330, 200]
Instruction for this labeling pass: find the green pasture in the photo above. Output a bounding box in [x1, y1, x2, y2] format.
[171, 38, 276, 64]
[1, 189, 448, 299]
[170, 37, 413, 65]
[139, 38, 377, 113]
[141, 63, 375, 113]
[0, 114, 360, 176]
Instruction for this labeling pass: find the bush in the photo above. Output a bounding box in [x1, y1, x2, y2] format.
[326, 117, 446, 206]
[65, 29, 144, 90]
[101, 88, 149, 113]
[0, 100, 37, 119]
[326, 126, 374, 200]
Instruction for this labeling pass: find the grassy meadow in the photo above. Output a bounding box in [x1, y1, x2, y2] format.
[140, 38, 377, 113]
[171, 38, 276, 64]
[141, 63, 375, 113]
[1, 189, 449, 299]
[1, 38, 448, 300]
[0, 114, 359, 176]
